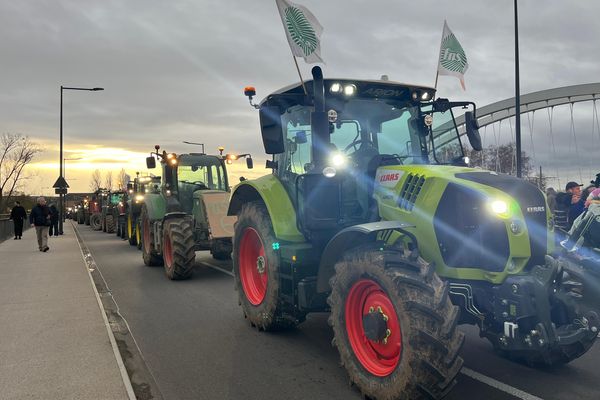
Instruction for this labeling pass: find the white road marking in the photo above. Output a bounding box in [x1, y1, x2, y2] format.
[201, 260, 234, 277]
[461, 367, 545, 400]
[72, 223, 137, 400]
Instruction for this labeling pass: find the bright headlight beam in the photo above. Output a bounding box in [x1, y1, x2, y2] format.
[490, 200, 508, 215]
[331, 153, 346, 167]
[344, 84, 356, 96]
[330, 82, 342, 93]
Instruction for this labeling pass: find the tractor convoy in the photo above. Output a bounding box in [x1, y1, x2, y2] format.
[73, 67, 600, 400]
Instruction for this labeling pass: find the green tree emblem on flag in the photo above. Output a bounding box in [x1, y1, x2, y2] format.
[440, 33, 467, 73]
[284, 6, 318, 57]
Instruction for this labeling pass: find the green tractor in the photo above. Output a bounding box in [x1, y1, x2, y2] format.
[75, 197, 90, 225]
[227, 67, 599, 399]
[124, 174, 161, 248]
[101, 190, 126, 234]
[140, 145, 253, 280]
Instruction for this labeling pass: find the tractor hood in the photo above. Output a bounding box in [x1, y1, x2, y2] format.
[373, 165, 552, 283]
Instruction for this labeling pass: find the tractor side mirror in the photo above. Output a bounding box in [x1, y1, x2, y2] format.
[146, 156, 156, 169]
[464, 111, 482, 151]
[259, 106, 285, 154]
[246, 157, 254, 169]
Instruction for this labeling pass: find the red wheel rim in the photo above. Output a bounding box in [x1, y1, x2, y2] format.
[143, 217, 151, 254]
[345, 279, 402, 377]
[163, 229, 173, 268]
[239, 227, 268, 305]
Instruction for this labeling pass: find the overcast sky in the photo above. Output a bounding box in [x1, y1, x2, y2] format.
[1, 0, 599, 194]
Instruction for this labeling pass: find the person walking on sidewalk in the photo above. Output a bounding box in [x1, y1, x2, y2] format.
[9, 201, 27, 240]
[48, 203, 59, 237]
[29, 197, 51, 252]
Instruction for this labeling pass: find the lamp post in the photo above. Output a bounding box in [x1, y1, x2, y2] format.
[58, 86, 103, 235]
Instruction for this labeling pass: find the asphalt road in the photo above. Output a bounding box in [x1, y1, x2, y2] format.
[75, 224, 599, 400]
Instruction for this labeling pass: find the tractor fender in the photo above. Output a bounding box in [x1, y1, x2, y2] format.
[143, 193, 167, 221]
[163, 212, 187, 223]
[227, 175, 305, 243]
[316, 221, 417, 293]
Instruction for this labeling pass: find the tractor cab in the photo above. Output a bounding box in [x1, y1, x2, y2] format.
[251, 67, 481, 239]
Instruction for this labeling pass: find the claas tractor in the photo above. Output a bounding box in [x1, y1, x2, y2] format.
[227, 67, 599, 400]
[125, 174, 161, 248]
[89, 188, 108, 230]
[140, 145, 253, 280]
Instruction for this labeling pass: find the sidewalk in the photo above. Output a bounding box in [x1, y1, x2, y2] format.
[0, 222, 131, 399]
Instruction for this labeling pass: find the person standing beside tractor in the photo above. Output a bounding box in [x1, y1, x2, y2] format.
[555, 181, 587, 230]
[48, 203, 59, 237]
[9, 201, 27, 240]
[29, 197, 51, 252]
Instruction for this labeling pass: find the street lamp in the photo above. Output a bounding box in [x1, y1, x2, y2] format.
[58, 86, 103, 235]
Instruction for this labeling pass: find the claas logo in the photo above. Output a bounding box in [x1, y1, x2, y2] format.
[379, 173, 400, 182]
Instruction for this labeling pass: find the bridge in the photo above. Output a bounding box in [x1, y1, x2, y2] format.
[456, 82, 600, 188]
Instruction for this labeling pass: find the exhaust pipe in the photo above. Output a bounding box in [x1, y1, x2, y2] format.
[310, 66, 329, 168]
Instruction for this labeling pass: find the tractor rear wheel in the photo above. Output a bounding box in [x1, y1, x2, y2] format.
[162, 218, 195, 280]
[90, 214, 101, 231]
[127, 214, 137, 246]
[233, 202, 300, 331]
[105, 214, 115, 233]
[140, 206, 163, 266]
[328, 247, 464, 400]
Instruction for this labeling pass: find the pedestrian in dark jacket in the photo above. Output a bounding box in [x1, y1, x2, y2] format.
[48, 204, 59, 236]
[9, 201, 27, 239]
[29, 197, 51, 252]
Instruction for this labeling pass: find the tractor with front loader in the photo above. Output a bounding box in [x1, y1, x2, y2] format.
[227, 67, 599, 399]
[140, 146, 253, 280]
[124, 174, 161, 248]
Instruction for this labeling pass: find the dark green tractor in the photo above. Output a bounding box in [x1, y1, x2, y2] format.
[101, 191, 125, 234]
[124, 174, 161, 248]
[227, 67, 599, 399]
[140, 146, 252, 280]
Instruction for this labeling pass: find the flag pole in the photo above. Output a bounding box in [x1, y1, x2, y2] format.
[434, 71, 439, 91]
[292, 56, 308, 95]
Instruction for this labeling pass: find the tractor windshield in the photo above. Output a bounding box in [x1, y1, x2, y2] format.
[279, 97, 466, 172]
[176, 156, 227, 191]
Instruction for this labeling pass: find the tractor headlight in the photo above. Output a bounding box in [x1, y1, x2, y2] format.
[135, 194, 144, 202]
[330, 82, 342, 93]
[330, 152, 347, 167]
[489, 200, 509, 216]
[343, 84, 357, 96]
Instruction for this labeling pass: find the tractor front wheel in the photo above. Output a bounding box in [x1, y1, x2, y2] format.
[328, 247, 464, 400]
[233, 202, 300, 331]
[90, 214, 101, 231]
[105, 214, 115, 233]
[162, 218, 195, 280]
[140, 206, 163, 266]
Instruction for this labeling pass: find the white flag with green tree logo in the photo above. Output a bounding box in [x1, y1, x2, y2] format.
[276, 0, 324, 64]
[437, 20, 468, 90]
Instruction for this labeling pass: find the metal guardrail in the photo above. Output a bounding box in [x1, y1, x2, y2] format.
[0, 218, 30, 243]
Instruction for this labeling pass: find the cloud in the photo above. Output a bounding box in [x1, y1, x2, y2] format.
[1, 0, 599, 194]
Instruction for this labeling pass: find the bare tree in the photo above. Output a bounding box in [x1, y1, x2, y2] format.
[104, 171, 113, 191]
[116, 168, 129, 190]
[0, 133, 41, 211]
[89, 169, 102, 192]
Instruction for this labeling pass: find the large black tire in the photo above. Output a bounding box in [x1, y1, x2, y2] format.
[90, 214, 102, 231]
[328, 247, 464, 400]
[140, 206, 163, 266]
[127, 214, 137, 246]
[77, 212, 84, 224]
[211, 240, 231, 260]
[162, 218, 195, 280]
[233, 202, 301, 331]
[105, 214, 115, 233]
